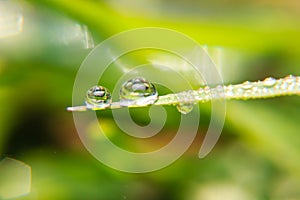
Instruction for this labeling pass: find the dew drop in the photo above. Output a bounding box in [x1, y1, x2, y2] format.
[284, 75, 297, 84]
[85, 85, 112, 108]
[176, 103, 193, 114]
[119, 77, 158, 106]
[263, 77, 276, 87]
[241, 81, 253, 89]
[280, 82, 288, 90]
[234, 86, 245, 96]
[225, 85, 234, 97]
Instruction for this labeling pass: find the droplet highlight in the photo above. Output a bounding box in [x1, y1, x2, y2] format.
[174, 90, 198, 114]
[85, 85, 112, 108]
[284, 75, 296, 84]
[176, 103, 194, 114]
[263, 77, 276, 87]
[241, 81, 253, 89]
[119, 77, 158, 106]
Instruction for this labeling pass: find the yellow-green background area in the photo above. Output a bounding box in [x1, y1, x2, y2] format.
[1, 0, 300, 199]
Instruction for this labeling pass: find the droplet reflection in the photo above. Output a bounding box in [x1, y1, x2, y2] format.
[263, 77, 276, 87]
[119, 77, 158, 106]
[85, 85, 112, 108]
[176, 103, 194, 114]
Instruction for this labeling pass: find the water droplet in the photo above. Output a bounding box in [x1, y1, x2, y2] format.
[176, 103, 193, 114]
[119, 77, 158, 106]
[85, 85, 112, 108]
[284, 75, 296, 84]
[234, 86, 244, 96]
[195, 88, 208, 102]
[252, 86, 258, 93]
[204, 86, 210, 94]
[242, 81, 253, 89]
[225, 85, 234, 97]
[263, 77, 276, 87]
[262, 88, 268, 93]
[288, 82, 296, 90]
[280, 82, 288, 90]
[211, 85, 225, 99]
[174, 90, 196, 114]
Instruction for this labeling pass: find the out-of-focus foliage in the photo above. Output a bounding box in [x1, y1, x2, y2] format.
[0, 0, 299, 199]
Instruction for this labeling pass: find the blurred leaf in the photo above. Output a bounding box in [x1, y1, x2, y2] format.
[227, 100, 300, 176]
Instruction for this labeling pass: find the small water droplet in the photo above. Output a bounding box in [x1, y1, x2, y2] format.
[263, 77, 276, 87]
[211, 85, 225, 98]
[252, 86, 258, 93]
[280, 82, 288, 90]
[176, 103, 193, 114]
[204, 86, 210, 94]
[85, 85, 112, 108]
[262, 88, 268, 93]
[119, 77, 158, 106]
[234, 86, 244, 95]
[284, 75, 297, 84]
[242, 81, 253, 89]
[288, 82, 296, 90]
[225, 85, 234, 97]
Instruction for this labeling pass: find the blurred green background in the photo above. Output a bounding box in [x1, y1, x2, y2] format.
[0, 0, 300, 199]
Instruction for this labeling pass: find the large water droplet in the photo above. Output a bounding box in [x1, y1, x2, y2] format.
[263, 77, 276, 87]
[176, 103, 193, 114]
[85, 85, 112, 108]
[119, 77, 158, 106]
